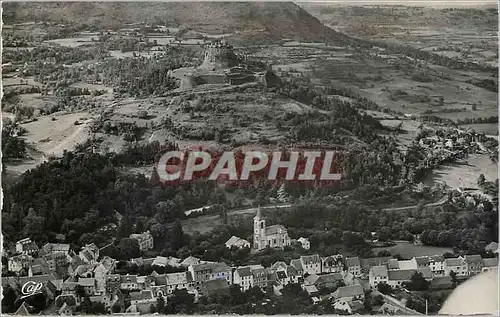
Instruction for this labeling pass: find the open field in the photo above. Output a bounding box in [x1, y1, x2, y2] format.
[372, 241, 453, 258]
[20, 111, 93, 157]
[462, 123, 498, 135]
[424, 154, 498, 189]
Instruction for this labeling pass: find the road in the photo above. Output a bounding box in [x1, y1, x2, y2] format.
[382, 195, 448, 212]
[372, 290, 423, 315]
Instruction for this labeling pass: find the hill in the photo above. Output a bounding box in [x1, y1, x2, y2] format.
[3, 2, 348, 43]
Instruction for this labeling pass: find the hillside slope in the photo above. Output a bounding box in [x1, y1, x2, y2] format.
[3, 2, 348, 43]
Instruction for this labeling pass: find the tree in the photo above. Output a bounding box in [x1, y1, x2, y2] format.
[373, 294, 384, 306]
[170, 220, 185, 251]
[118, 238, 140, 260]
[449, 271, 457, 287]
[1, 284, 18, 313]
[477, 174, 486, 187]
[163, 289, 195, 314]
[376, 282, 392, 295]
[405, 272, 429, 291]
[156, 296, 165, 312]
[277, 182, 289, 202]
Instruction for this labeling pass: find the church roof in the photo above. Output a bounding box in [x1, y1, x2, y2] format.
[266, 225, 287, 235]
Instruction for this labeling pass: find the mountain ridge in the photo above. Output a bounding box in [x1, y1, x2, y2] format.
[3, 2, 349, 43]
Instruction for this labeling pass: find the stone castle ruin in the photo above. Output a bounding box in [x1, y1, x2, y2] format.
[178, 39, 281, 89]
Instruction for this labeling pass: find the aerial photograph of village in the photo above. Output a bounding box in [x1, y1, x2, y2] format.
[1, 1, 498, 315]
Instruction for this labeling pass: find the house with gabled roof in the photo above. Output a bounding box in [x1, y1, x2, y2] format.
[42, 243, 70, 256]
[413, 256, 430, 269]
[360, 256, 391, 274]
[369, 265, 388, 288]
[78, 244, 99, 264]
[345, 257, 361, 277]
[429, 255, 445, 276]
[15, 238, 39, 256]
[321, 254, 344, 274]
[387, 268, 433, 287]
[225, 236, 251, 249]
[464, 255, 483, 275]
[332, 284, 364, 303]
[181, 256, 202, 268]
[444, 256, 468, 277]
[8, 254, 34, 273]
[485, 242, 499, 254]
[289, 259, 304, 276]
[299, 254, 321, 275]
[188, 262, 231, 285]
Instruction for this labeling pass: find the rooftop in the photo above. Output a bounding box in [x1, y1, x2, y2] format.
[345, 257, 361, 267]
[334, 284, 364, 298]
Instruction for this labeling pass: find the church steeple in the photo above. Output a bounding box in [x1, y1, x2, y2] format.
[253, 205, 266, 250]
[254, 205, 263, 219]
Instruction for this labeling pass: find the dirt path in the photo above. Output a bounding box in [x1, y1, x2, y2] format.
[46, 119, 92, 157]
[381, 195, 448, 212]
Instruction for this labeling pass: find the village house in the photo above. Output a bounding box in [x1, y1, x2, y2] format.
[387, 268, 433, 287]
[464, 255, 483, 275]
[269, 261, 300, 287]
[129, 231, 154, 251]
[299, 254, 322, 275]
[165, 271, 194, 294]
[397, 259, 418, 270]
[181, 256, 202, 268]
[44, 252, 70, 272]
[444, 257, 468, 277]
[188, 262, 231, 286]
[485, 242, 499, 254]
[321, 255, 344, 274]
[369, 265, 388, 288]
[333, 299, 364, 314]
[305, 272, 343, 290]
[78, 277, 97, 295]
[94, 260, 115, 294]
[79, 244, 99, 264]
[152, 256, 182, 267]
[387, 259, 399, 270]
[129, 290, 155, 305]
[233, 267, 254, 291]
[120, 274, 139, 291]
[15, 238, 39, 256]
[42, 243, 71, 255]
[481, 258, 498, 273]
[290, 259, 304, 276]
[360, 256, 392, 274]
[8, 254, 34, 273]
[345, 257, 362, 277]
[332, 284, 365, 303]
[225, 236, 251, 249]
[413, 256, 430, 269]
[429, 255, 445, 276]
[233, 265, 267, 291]
[28, 262, 51, 277]
[297, 237, 310, 250]
[253, 207, 291, 250]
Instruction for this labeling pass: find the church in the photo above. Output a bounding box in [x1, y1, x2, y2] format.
[253, 206, 291, 250]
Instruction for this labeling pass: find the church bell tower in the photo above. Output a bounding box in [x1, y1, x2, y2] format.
[253, 206, 266, 250]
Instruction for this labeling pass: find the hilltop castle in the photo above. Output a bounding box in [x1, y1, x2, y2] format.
[253, 206, 291, 250]
[199, 40, 237, 70]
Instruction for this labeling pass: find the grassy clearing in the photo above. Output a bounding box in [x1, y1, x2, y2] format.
[372, 241, 453, 258]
